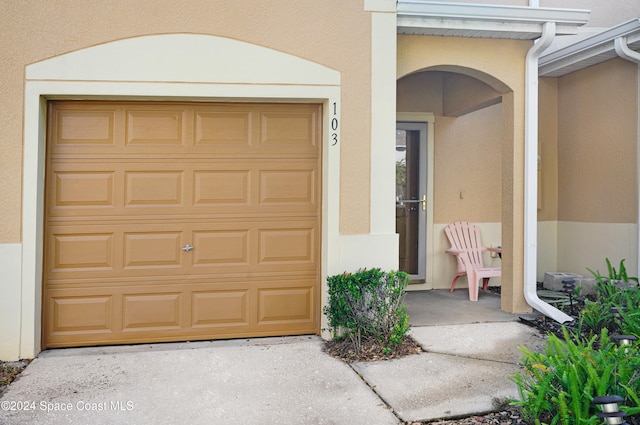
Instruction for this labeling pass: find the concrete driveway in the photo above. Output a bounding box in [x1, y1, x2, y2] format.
[0, 336, 399, 425]
[0, 291, 546, 424]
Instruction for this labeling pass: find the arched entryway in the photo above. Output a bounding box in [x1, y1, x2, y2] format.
[397, 32, 531, 314]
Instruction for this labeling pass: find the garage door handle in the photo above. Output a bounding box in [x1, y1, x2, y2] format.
[181, 244, 194, 252]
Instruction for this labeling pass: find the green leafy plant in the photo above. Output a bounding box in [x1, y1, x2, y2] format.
[577, 299, 614, 337]
[323, 268, 410, 353]
[621, 308, 640, 339]
[587, 258, 639, 285]
[513, 328, 640, 425]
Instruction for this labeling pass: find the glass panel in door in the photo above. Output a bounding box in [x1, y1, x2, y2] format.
[396, 123, 427, 279]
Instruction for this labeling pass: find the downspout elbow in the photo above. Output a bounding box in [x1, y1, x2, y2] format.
[524, 22, 574, 324]
[615, 36, 640, 64]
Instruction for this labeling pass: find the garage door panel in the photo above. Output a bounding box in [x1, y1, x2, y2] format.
[48, 161, 317, 218]
[123, 232, 183, 269]
[257, 284, 314, 327]
[122, 292, 183, 331]
[125, 110, 187, 147]
[53, 171, 115, 208]
[44, 277, 316, 347]
[259, 169, 316, 206]
[56, 109, 116, 146]
[191, 290, 249, 328]
[193, 170, 250, 206]
[191, 230, 249, 266]
[194, 110, 251, 148]
[258, 227, 315, 266]
[45, 101, 320, 348]
[125, 171, 184, 207]
[50, 233, 115, 272]
[49, 103, 320, 156]
[48, 294, 114, 334]
[47, 223, 317, 279]
[260, 110, 317, 153]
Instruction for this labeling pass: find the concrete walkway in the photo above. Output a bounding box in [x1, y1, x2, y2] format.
[0, 290, 546, 425]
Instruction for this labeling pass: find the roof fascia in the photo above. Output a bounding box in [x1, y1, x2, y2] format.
[539, 18, 640, 76]
[397, 1, 590, 39]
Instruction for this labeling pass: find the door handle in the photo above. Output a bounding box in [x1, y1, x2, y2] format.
[181, 244, 194, 252]
[421, 194, 426, 211]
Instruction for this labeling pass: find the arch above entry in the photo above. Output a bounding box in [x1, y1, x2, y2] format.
[400, 65, 511, 94]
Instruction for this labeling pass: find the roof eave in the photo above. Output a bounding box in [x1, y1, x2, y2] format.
[539, 18, 640, 77]
[397, 1, 590, 40]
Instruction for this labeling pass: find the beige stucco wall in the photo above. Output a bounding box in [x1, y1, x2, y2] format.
[538, 77, 559, 222]
[536, 77, 560, 279]
[538, 58, 639, 280]
[554, 58, 639, 277]
[1, 0, 372, 242]
[557, 58, 637, 224]
[397, 35, 531, 312]
[434, 103, 503, 225]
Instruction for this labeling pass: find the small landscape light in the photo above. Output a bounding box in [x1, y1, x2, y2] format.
[562, 278, 576, 290]
[592, 395, 628, 425]
[609, 307, 628, 319]
[612, 334, 638, 347]
[562, 278, 576, 308]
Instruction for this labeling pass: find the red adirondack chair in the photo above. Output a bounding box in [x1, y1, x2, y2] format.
[444, 221, 501, 301]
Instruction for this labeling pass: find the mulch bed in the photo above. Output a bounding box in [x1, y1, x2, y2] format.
[0, 360, 30, 396]
[323, 335, 423, 363]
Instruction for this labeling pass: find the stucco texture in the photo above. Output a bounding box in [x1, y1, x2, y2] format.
[538, 77, 559, 222]
[396, 36, 531, 227]
[397, 35, 532, 313]
[557, 58, 638, 224]
[1, 0, 373, 242]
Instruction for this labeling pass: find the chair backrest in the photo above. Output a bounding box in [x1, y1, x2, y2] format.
[444, 221, 486, 271]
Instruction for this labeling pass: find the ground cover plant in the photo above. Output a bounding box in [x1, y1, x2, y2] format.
[514, 259, 640, 425]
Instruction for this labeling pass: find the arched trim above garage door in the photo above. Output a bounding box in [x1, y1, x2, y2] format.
[26, 34, 340, 86]
[21, 34, 341, 358]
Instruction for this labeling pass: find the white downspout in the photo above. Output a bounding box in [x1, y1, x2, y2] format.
[524, 21, 574, 323]
[614, 37, 640, 277]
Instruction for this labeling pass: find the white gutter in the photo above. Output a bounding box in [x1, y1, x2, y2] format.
[524, 21, 574, 323]
[540, 18, 640, 77]
[614, 37, 640, 280]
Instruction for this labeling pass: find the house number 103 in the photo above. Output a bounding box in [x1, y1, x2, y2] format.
[331, 102, 339, 146]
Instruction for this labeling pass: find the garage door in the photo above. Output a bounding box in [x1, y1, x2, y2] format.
[43, 101, 321, 348]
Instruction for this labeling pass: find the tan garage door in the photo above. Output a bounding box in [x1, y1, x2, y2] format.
[43, 101, 321, 348]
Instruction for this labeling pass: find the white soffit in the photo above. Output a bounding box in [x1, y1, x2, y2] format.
[397, 0, 589, 40]
[539, 18, 640, 77]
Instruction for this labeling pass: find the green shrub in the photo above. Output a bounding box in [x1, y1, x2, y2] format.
[513, 328, 640, 425]
[323, 268, 410, 353]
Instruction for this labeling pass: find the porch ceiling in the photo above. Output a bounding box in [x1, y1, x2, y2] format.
[397, 1, 590, 40]
[539, 18, 640, 77]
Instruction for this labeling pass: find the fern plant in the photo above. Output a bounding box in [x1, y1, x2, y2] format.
[513, 328, 640, 425]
